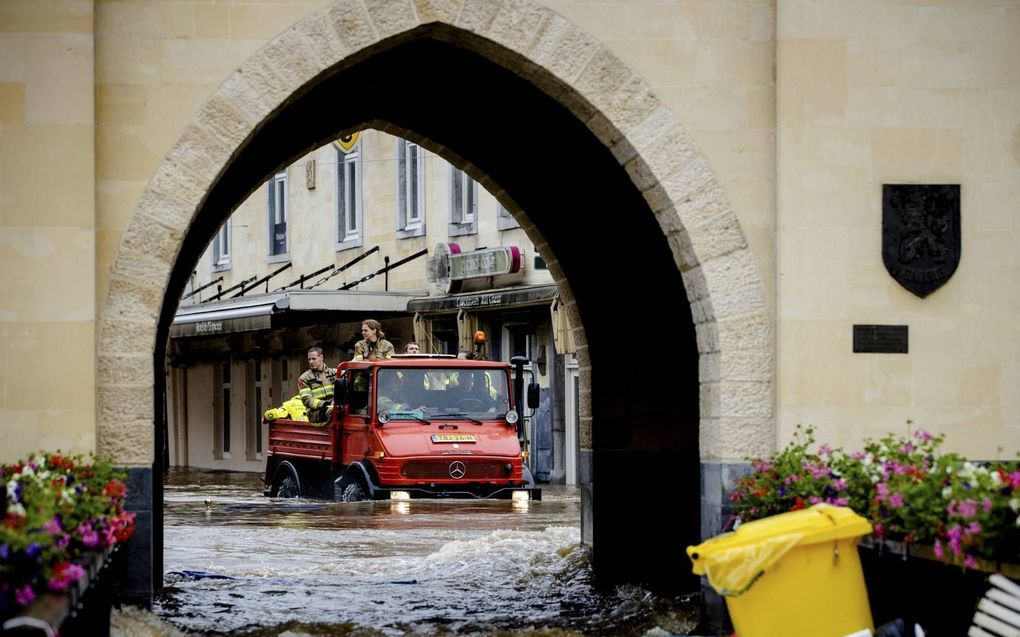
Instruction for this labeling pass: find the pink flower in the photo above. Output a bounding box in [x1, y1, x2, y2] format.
[48, 562, 86, 591]
[876, 482, 890, 497]
[809, 496, 822, 505]
[888, 492, 905, 508]
[933, 539, 944, 559]
[946, 525, 964, 555]
[983, 498, 993, 514]
[967, 521, 982, 536]
[1009, 470, 1020, 489]
[913, 429, 933, 442]
[818, 444, 832, 458]
[15, 585, 35, 606]
[81, 528, 99, 548]
[807, 464, 830, 479]
[899, 444, 914, 454]
[833, 479, 847, 492]
[947, 500, 959, 516]
[832, 497, 849, 507]
[958, 499, 979, 518]
[43, 516, 62, 535]
[752, 459, 772, 472]
[964, 554, 979, 570]
[874, 523, 884, 538]
[785, 475, 799, 485]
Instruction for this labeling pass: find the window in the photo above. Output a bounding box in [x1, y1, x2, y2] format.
[246, 359, 263, 461]
[449, 165, 477, 236]
[397, 139, 426, 238]
[497, 203, 519, 231]
[534, 245, 548, 270]
[336, 143, 363, 251]
[212, 220, 231, 270]
[214, 360, 232, 459]
[267, 171, 289, 261]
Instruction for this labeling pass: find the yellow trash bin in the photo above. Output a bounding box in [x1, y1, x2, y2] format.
[687, 504, 873, 637]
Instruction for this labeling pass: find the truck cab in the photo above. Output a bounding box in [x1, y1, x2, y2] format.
[264, 356, 541, 502]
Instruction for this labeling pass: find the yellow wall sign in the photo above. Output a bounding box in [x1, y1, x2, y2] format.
[336, 131, 360, 153]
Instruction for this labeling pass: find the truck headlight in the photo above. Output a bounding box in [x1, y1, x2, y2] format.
[505, 410, 519, 425]
[511, 490, 530, 502]
[390, 491, 410, 501]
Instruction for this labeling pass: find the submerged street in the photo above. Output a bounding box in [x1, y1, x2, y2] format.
[138, 469, 698, 636]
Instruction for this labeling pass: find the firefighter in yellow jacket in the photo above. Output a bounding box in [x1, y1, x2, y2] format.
[298, 346, 335, 423]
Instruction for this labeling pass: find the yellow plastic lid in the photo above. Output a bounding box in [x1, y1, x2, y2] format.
[686, 504, 872, 596]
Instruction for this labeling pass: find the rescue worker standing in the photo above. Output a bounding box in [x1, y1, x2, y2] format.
[298, 346, 335, 423]
[353, 319, 394, 361]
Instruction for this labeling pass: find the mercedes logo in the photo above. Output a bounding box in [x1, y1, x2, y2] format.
[449, 461, 466, 479]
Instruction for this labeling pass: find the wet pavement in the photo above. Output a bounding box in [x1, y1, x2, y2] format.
[131, 468, 699, 636]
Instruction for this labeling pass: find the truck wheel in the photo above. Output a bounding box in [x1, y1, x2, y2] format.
[272, 461, 301, 498]
[341, 481, 366, 502]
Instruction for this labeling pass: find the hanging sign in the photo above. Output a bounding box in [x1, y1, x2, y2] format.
[428, 243, 522, 294]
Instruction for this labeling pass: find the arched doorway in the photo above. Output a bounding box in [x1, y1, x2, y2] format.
[99, 3, 772, 602]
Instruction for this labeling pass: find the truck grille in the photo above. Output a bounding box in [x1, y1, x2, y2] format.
[400, 461, 506, 480]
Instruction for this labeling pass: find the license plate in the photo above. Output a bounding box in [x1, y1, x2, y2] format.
[431, 434, 477, 443]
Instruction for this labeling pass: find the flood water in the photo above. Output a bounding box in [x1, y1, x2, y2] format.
[130, 468, 698, 636]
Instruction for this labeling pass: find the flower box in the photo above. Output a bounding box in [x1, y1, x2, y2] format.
[1, 452, 136, 630]
[725, 425, 1020, 636]
[2, 546, 122, 636]
[858, 537, 1020, 637]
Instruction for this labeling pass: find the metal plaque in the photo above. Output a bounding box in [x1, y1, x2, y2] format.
[853, 324, 908, 354]
[882, 184, 960, 298]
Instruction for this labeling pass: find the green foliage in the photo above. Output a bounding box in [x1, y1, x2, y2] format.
[729, 425, 1020, 568]
[1, 451, 136, 615]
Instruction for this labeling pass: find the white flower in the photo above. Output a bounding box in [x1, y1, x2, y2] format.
[1010, 498, 1020, 513]
[8, 503, 26, 518]
[6, 480, 18, 498]
[942, 487, 953, 499]
[991, 472, 1003, 486]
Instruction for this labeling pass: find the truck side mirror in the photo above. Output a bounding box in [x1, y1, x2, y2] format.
[333, 378, 347, 406]
[527, 382, 540, 409]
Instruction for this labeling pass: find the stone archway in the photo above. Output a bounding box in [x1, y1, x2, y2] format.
[99, 0, 772, 601]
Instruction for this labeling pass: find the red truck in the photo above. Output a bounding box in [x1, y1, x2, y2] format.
[263, 355, 541, 501]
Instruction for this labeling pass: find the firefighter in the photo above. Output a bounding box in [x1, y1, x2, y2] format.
[298, 345, 335, 423]
[352, 319, 394, 361]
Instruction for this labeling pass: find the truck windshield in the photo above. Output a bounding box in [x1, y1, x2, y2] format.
[377, 368, 510, 420]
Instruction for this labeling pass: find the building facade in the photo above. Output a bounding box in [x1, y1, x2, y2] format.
[2, 0, 1019, 601]
[167, 129, 576, 482]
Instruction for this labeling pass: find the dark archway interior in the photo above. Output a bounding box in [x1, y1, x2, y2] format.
[155, 31, 701, 592]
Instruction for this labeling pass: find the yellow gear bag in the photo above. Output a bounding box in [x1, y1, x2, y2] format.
[263, 396, 309, 422]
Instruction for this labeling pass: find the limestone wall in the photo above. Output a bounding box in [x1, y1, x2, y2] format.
[0, 1, 96, 460]
[188, 128, 553, 298]
[776, 0, 1020, 458]
[2, 0, 1015, 467]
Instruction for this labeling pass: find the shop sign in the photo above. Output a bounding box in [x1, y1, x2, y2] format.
[429, 243, 522, 294]
[195, 321, 223, 335]
[449, 246, 520, 280]
[456, 293, 505, 309]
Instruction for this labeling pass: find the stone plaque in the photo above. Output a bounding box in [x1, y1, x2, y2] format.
[882, 184, 960, 298]
[853, 324, 908, 354]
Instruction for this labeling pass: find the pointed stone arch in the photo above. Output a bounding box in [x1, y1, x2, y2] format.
[98, 0, 773, 597]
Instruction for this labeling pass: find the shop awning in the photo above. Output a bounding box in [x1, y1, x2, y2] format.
[406, 284, 558, 313]
[170, 290, 419, 338]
